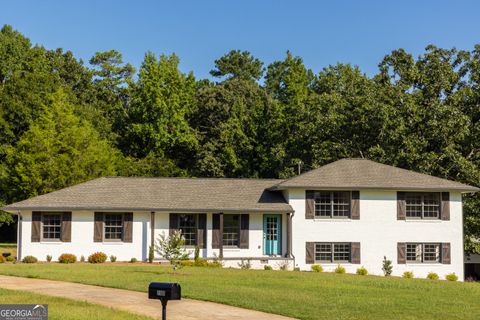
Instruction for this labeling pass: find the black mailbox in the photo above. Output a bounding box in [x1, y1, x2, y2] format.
[148, 283, 181, 320]
[148, 282, 181, 301]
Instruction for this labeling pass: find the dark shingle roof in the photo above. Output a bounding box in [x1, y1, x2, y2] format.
[2, 177, 292, 213]
[3, 159, 477, 213]
[273, 158, 479, 192]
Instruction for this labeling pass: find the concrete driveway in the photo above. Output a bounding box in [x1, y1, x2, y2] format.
[0, 275, 295, 320]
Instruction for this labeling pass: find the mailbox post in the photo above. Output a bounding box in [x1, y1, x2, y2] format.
[148, 282, 181, 320]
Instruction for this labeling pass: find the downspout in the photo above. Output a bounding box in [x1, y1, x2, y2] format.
[290, 211, 295, 269]
[17, 211, 22, 262]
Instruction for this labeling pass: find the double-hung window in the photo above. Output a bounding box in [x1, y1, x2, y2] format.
[314, 191, 350, 218]
[104, 213, 123, 240]
[42, 214, 62, 240]
[178, 214, 197, 246]
[406, 243, 440, 263]
[405, 193, 440, 219]
[223, 214, 240, 247]
[314, 242, 351, 263]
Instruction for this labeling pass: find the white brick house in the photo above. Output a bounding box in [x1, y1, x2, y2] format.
[2, 159, 477, 280]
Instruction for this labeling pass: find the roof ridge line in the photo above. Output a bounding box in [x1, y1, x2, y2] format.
[102, 176, 285, 181]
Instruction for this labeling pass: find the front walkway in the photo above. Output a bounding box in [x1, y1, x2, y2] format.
[0, 275, 295, 320]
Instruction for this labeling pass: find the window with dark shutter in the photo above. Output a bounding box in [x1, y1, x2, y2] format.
[397, 192, 406, 220]
[441, 243, 451, 264]
[197, 214, 207, 248]
[94, 212, 104, 242]
[397, 242, 406, 264]
[307, 191, 354, 219]
[305, 191, 315, 219]
[32, 212, 72, 242]
[171, 214, 207, 247]
[169, 213, 179, 237]
[305, 242, 315, 264]
[61, 212, 72, 242]
[223, 214, 240, 247]
[123, 213, 133, 243]
[441, 192, 450, 221]
[351, 191, 360, 220]
[404, 192, 441, 219]
[405, 242, 441, 263]
[313, 242, 354, 263]
[178, 214, 197, 246]
[212, 214, 220, 249]
[239, 214, 249, 249]
[42, 214, 62, 240]
[31, 212, 41, 242]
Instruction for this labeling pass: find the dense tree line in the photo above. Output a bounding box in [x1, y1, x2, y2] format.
[0, 25, 479, 252]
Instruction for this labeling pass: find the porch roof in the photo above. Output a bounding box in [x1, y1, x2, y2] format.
[2, 177, 293, 213]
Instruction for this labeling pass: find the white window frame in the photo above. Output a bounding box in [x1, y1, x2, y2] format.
[223, 214, 240, 248]
[314, 191, 351, 219]
[41, 213, 62, 241]
[103, 213, 124, 242]
[178, 214, 198, 247]
[406, 243, 441, 263]
[405, 192, 440, 220]
[314, 242, 351, 263]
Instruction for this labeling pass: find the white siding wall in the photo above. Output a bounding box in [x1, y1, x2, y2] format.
[18, 189, 464, 277]
[289, 189, 464, 280]
[20, 211, 288, 264]
[19, 211, 151, 262]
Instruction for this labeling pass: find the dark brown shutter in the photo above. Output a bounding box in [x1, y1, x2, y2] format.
[305, 191, 315, 219]
[123, 213, 133, 243]
[239, 214, 249, 249]
[351, 191, 360, 220]
[94, 212, 104, 242]
[351, 242, 361, 264]
[442, 243, 451, 264]
[441, 192, 450, 221]
[197, 214, 207, 248]
[212, 214, 220, 249]
[61, 212, 72, 242]
[397, 242, 406, 264]
[169, 213, 179, 236]
[397, 192, 406, 220]
[31, 212, 41, 242]
[306, 242, 315, 264]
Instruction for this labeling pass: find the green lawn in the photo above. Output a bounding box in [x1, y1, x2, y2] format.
[0, 287, 152, 320]
[0, 244, 16, 259]
[0, 263, 478, 320]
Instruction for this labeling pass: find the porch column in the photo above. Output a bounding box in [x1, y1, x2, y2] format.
[286, 212, 293, 258]
[150, 212, 155, 248]
[219, 212, 224, 258]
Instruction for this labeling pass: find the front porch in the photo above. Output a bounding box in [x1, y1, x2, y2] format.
[150, 212, 294, 267]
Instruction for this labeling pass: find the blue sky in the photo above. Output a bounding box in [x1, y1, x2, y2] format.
[1, 0, 479, 79]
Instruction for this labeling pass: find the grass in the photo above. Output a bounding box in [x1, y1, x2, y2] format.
[0, 288, 152, 320]
[0, 263, 479, 320]
[0, 244, 16, 259]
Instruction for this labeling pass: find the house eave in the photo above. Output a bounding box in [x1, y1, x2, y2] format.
[270, 185, 479, 193]
[1, 206, 294, 214]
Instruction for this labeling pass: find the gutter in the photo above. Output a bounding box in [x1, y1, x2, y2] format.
[0, 207, 293, 214]
[271, 186, 480, 192]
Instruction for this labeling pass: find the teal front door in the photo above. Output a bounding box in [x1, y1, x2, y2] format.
[264, 214, 282, 256]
